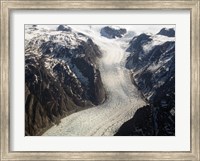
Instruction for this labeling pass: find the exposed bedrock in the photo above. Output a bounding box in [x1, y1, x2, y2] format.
[116, 29, 175, 136]
[100, 26, 127, 39]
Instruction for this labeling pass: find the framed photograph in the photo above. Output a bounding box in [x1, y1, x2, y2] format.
[1, 0, 199, 160]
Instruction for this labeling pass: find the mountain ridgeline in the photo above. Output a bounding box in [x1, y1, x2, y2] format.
[115, 28, 175, 136]
[100, 26, 127, 39]
[25, 25, 106, 135]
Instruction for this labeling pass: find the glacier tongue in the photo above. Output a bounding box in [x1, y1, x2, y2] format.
[43, 26, 146, 136]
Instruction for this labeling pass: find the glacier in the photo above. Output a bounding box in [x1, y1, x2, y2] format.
[24, 24, 175, 136]
[42, 25, 147, 136]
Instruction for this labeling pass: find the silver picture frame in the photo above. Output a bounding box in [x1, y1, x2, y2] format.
[0, 0, 199, 160]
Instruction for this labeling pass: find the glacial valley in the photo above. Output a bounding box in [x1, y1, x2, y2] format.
[25, 25, 175, 136]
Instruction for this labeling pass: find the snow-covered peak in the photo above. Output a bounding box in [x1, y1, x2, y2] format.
[156, 28, 175, 37]
[56, 25, 72, 32]
[142, 34, 175, 54]
[100, 26, 127, 39]
[25, 25, 89, 50]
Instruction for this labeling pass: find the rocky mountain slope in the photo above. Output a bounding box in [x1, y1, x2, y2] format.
[25, 25, 106, 135]
[157, 28, 175, 37]
[115, 28, 175, 136]
[100, 26, 127, 39]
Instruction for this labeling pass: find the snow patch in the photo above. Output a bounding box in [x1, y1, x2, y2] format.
[147, 63, 161, 72]
[143, 35, 175, 54]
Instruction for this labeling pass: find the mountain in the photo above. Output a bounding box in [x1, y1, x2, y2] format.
[115, 28, 175, 136]
[156, 28, 175, 37]
[25, 25, 106, 135]
[100, 26, 127, 39]
[56, 25, 72, 32]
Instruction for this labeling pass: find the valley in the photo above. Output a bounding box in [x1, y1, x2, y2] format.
[43, 27, 146, 136]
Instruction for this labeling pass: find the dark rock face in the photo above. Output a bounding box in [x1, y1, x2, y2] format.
[157, 28, 175, 37]
[115, 104, 175, 136]
[56, 25, 72, 32]
[100, 26, 127, 39]
[116, 32, 175, 136]
[132, 41, 175, 103]
[126, 33, 152, 54]
[25, 27, 106, 135]
[125, 34, 175, 103]
[115, 105, 153, 136]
